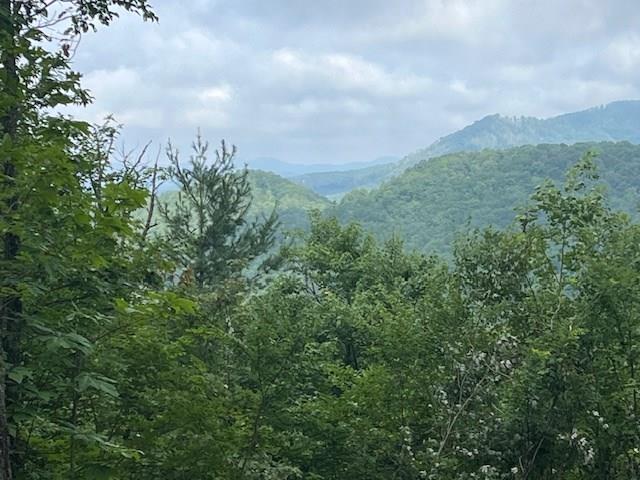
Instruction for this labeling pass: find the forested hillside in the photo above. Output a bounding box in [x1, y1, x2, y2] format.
[247, 170, 333, 230]
[300, 101, 640, 196]
[155, 169, 332, 235]
[291, 162, 396, 196]
[334, 142, 640, 253]
[396, 100, 640, 172]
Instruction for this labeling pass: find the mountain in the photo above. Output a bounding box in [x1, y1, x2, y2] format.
[331, 142, 640, 254]
[297, 100, 640, 196]
[241, 156, 398, 178]
[149, 103, 640, 252]
[149, 170, 332, 236]
[291, 162, 396, 197]
[395, 100, 640, 172]
[246, 170, 332, 232]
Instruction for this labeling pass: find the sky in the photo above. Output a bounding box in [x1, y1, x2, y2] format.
[69, 0, 640, 165]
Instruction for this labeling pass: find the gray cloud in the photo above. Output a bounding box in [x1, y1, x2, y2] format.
[68, 0, 640, 164]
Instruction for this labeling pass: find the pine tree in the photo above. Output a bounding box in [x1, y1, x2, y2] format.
[160, 135, 278, 289]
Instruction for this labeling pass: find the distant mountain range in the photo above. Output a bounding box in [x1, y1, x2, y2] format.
[240, 155, 398, 178]
[153, 100, 640, 255]
[396, 99, 640, 169]
[291, 100, 640, 196]
[154, 141, 640, 255]
[291, 163, 396, 198]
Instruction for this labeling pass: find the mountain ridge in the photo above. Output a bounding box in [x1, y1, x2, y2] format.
[331, 141, 640, 254]
[240, 155, 398, 178]
[150, 169, 333, 237]
[295, 100, 640, 196]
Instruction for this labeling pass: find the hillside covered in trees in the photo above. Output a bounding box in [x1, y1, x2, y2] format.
[333, 142, 640, 253]
[297, 101, 640, 196]
[155, 169, 332, 236]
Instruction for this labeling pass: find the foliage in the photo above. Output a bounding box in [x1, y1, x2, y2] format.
[4, 2, 640, 478]
[0, 1, 156, 478]
[159, 136, 278, 288]
[9, 113, 640, 480]
[333, 141, 640, 254]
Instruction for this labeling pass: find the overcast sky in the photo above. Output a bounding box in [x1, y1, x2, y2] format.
[69, 0, 640, 165]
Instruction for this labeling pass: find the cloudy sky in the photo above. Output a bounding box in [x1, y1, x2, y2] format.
[70, 0, 640, 165]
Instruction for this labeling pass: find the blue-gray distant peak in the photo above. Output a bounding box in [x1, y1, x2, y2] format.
[241, 156, 399, 177]
[295, 100, 640, 196]
[403, 99, 640, 167]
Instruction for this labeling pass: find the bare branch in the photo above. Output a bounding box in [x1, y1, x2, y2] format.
[141, 145, 162, 242]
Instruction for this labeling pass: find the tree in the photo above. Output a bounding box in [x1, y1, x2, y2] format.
[85, 136, 282, 478]
[160, 135, 278, 290]
[0, 2, 155, 478]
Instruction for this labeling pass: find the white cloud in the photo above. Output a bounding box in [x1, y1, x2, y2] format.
[605, 34, 640, 73]
[183, 107, 230, 128]
[83, 67, 141, 101]
[116, 108, 166, 129]
[272, 49, 431, 97]
[281, 97, 373, 117]
[65, 0, 640, 164]
[198, 84, 233, 102]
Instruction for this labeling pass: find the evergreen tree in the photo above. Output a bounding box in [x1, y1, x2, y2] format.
[160, 135, 278, 289]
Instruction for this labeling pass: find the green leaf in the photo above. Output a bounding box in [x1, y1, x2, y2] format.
[8, 367, 33, 384]
[76, 372, 119, 398]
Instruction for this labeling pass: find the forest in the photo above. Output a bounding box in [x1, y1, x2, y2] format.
[333, 142, 640, 254]
[2, 2, 640, 480]
[206, 142, 640, 256]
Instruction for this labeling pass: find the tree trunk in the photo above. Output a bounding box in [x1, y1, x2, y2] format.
[0, 0, 20, 477]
